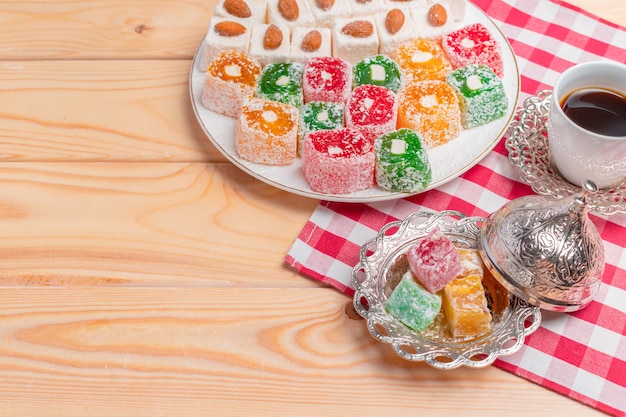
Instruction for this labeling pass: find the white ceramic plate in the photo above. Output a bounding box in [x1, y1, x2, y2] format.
[189, 3, 521, 202]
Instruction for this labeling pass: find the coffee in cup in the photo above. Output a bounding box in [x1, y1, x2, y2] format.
[547, 61, 626, 189]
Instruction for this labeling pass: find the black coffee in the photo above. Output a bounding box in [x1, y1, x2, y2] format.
[560, 88, 626, 137]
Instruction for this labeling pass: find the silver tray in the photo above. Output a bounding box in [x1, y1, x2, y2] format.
[351, 211, 541, 370]
[506, 90, 626, 215]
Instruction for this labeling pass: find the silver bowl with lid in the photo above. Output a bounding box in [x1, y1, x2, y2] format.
[479, 180, 605, 312]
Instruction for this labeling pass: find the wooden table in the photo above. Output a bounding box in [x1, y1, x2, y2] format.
[0, 1, 622, 415]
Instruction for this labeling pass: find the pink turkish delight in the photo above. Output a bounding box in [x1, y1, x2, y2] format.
[441, 23, 504, 78]
[407, 228, 462, 293]
[301, 127, 375, 194]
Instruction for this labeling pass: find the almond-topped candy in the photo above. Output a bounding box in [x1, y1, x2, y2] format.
[223, 0, 252, 18]
[341, 20, 373, 38]
[428, 3, 448, 27]
[215, 20, 247, 36]
[263, 24, 283, 49]
[301, 30, 322, 52]
[278, 0, 299, 21]
[385, 8, 404, 35]
[315, 0, 335, 10]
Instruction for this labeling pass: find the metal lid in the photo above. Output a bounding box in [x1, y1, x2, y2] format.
[479, 181, 605, 312]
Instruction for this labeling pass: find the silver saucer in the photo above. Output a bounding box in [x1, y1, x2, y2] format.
[351, 211, 541, 370]
[505, 90, 626, 215]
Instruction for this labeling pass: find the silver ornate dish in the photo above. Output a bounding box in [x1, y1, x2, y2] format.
[351, 211, 541, 370]
[506, 90, 626, 215]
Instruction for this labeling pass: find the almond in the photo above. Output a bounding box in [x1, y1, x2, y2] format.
[301, 30, 322, 52]
[214, 21, 247, 37]
[315, 0, 335, 11]
[223, 0, 252, 18]
[263, 24, 283, 50]
[278, 0, 299, 21]
[385, 9, 405, 35]
[428, 3, 448, 27]
[341, 20, 373, 38]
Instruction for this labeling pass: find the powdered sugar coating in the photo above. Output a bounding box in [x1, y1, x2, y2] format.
[301, 127, 375, 193]
[345, 84, 398, 143]
[257, 62, 305, 108]
[397, 80, 461, 148]
[303, 56, 353, 103]
[442, 23, 504, 77]
[407, 227, 462, 293]
[236, 96, 299, 164]
[375, 128, 432, 192]
[386, 271, 442, 333]
[202, 50, 262, 117]
[446, 64, 507, 128]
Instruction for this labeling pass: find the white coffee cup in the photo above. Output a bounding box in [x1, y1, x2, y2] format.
[547, 61, 626, 189]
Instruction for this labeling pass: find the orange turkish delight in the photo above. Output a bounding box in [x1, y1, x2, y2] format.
[397, 80, 461, 148]
[236, 96, 299, 165]
[202, 50, 262, 117]
[393, 38, 453, 83]
[442, 272, 492, 339]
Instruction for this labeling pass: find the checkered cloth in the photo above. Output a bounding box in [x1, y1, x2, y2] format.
[285, 0, 626, 415]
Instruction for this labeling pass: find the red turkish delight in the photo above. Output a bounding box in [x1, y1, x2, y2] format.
[302, 56, 353, 103]
[301, 127, 375, 194]
[345, 84, 398, 143]
[407, 228, 462, 293]
[441, 23, 504, 78]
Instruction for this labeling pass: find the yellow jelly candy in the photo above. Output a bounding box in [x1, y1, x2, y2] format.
[442, 273, 492, 339]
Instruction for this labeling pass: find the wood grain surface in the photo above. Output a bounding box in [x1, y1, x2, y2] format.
[0, 0, 622, 415]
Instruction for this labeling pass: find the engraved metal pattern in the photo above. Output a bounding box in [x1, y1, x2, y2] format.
[351, 211, 541, 370]
[505, 90, 626, 215]
[480, 184, 605, 312]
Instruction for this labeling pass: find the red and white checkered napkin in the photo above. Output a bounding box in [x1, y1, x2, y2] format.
[285, 0, 626, 415]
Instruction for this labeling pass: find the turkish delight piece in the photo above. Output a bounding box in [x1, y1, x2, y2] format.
[446, 64, 508, 128]
[256, 62, 304, 108]
[341, 0, 387, 18]
[248, 23, 291, 67]
[299, 101, 344, 146]
[375, 8, 419, 57]
[214, 0, 268, 24]
[411, 1, 456, 39]
[289, 27, 332, 64]
[456, 247, 484, 278]
[396, 80, 461, 148]
[199, 17, 252, 71]
[352, 54, 403, 93]
[235, 96, 299, 165]
[441, 22, 504, 77]
[386, 271, 442, 333]
[345, 84, 398, 143]
[202, 50, 262, 117]
[332, 16, 379, 65]
[407, 228, 462, 293]
[302, 56, 352, 103]
[267, 0, 316, 33]
[442, 273, 492, 338]
[301, 127, 375, 194]
[374, 128, 432, 192]
[393, 37, 453, 83]
[305, 0, 348, 28]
